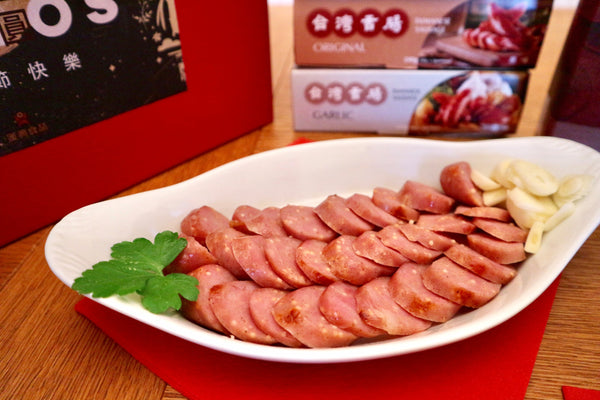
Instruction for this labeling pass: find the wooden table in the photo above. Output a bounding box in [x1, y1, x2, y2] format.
[1, 6, 598, 400]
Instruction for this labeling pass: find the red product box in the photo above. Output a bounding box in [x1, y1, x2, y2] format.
[0, 0, 273, 246]
[294, 0, 553, 69]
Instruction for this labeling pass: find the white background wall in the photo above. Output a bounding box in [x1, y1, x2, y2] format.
[267, 0, 580, 8]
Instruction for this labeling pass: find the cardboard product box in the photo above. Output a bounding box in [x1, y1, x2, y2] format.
[292, 67, 529, 135]
[0, 0, 273, 246]
[294, 0, 553, 69]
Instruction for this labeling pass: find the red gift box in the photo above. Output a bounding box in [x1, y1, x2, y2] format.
[0, 0, 273, 246]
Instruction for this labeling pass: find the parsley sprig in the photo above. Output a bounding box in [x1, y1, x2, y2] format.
[72, 231, 199, 314]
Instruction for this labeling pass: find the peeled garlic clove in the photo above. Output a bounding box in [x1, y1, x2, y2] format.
[543, 201, 576, 232]
[505, 187, 557, 229]
[524, 220, 545, 254]
[506, 187, 557, 213]
[509, 159, 559, 197]
[490, 159, 516, 189]
[471, 168, 502, 191]
[483, 188, 507, 206]
[552, 174, 593, 207]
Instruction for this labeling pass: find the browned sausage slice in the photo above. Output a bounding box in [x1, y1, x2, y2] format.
[417, 213, 476, 235]
[264, 236, 312, 288]
[422, 257, 501, 308]
[164, 234, 218, 275]
[467, 233, 527, 264]
[454, 205, 511, 222]
[231, 235, 293, 290]
[249, 288, 304, 348]
[205, 227, 249, 279]
[230, 205, 261, 234]
[209, 280, 277, 344]
[471, 218, 528, 243]
[180, 206, 230, 245]
[396, 223, 455, 251]
[356, 277, 432, 336]
[398, 180, 455, 214]
[444, 243, 517, 284]
[272, 286, 357, 348]
[352, 230, 409, 267]
[181, 264, 237, 334]
[388, 263, 462, 322]
[295, 239, 340, 285]
[439, 162, 484, 206]
[377, 225, 442, 264]
[245, 206, 288, 238]
[280, 204, 338, 242]
[315, 194, 375, 236]
[372, 187, 420, 222]
[318, 281, 386, 338]
[346, 193, 400, 227]
[322, 235, 396, 285]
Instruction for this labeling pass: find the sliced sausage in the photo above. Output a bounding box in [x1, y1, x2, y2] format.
[444, 243, 517, 284]
[230, 205, 261, 234]
[181, 264, 237, 334]
[314, 194, 375, 236]
[397, 180, 455, 214]
[209, 280, 277, 344]
[272, 285, 358, 348]
[245, 207, 288, 237]
[417, 213, 476, 235]
[319, 281, 386, 338]
[346, 193, 400, 228]
[280, 204, 338, 242]
[352, 230, 409, 267]
[388, 263, 462, 322]
[467, 233, 527, 264]
[322, 235, 396, 285]
[472, 218, 528, 243]
[164, 234, 218, 275]
[264, 236, 312, 288]
[295, 239, 340, 285]
[249, 288, 304, 348]
[231, 235, 293, 290]
[356, 277, 432, 336]
[180, 206, 230, 245]
[396, 223, 456, 251]
[372, 187, 420, 222]
[439, 161, 484, 207]
[422, 257, 501, 308]
[377, 225, 442, 264]
[454, 205, 511, 222]
[205, 227, 249, 279]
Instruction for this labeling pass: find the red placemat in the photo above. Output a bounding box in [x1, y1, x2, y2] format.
[563, 386, 600, 400]
[75, 276, 560, 400]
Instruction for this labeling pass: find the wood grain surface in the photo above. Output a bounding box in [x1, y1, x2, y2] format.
[1, 6, 598, 400]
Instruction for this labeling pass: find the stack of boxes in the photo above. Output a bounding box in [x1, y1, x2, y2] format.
[291, 0, 553, 136]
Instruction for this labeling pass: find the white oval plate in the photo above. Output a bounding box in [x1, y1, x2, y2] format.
[46, 136, 600, 364]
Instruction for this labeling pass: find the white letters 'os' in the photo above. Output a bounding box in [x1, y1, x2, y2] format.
[23, 0, 119, 38]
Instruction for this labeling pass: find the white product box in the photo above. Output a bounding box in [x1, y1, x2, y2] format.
[292, 67, 529, 135]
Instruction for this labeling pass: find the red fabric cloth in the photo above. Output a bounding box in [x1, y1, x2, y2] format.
[75, 277, 560, 400]
[563, 386, 600, 400]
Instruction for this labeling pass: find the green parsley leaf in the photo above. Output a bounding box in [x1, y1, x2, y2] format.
[110, 231, 187, 273]
[140, 273, 200, 314]
[71, 259, 157, 297]
[72, 231, 198, 314]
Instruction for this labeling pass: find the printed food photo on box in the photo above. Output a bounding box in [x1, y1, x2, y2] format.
[291, 68, 529, 136]
[409, 71, 528, 134]
[294, 0, 553, 69]
[420, 0, 553, 69]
